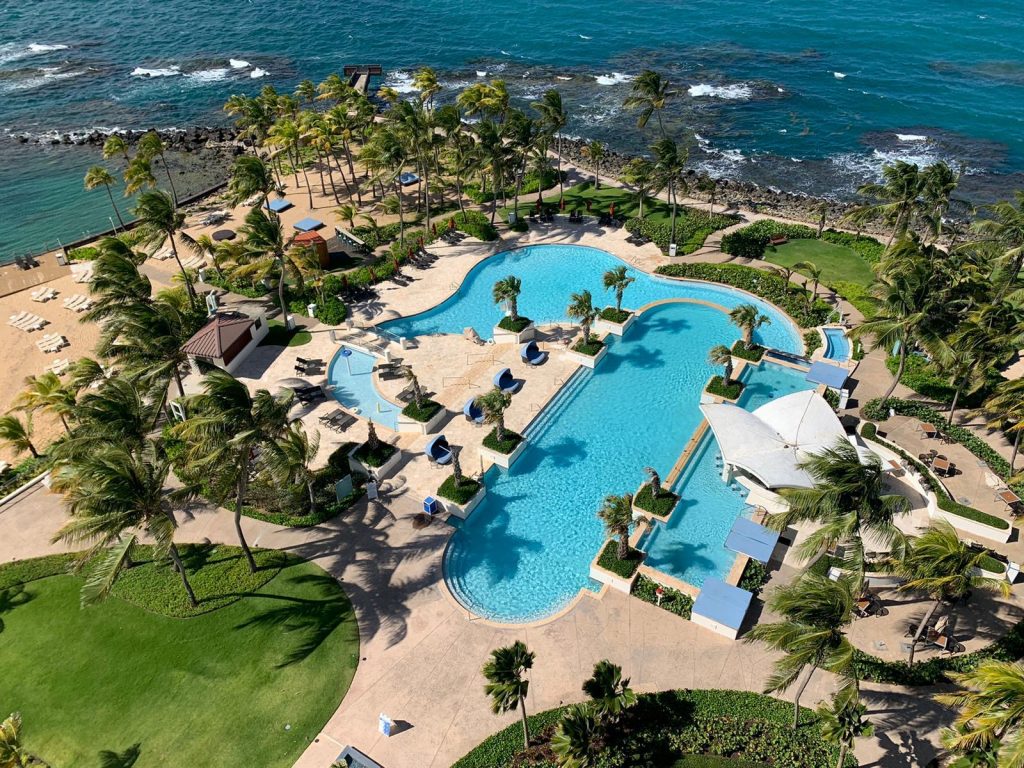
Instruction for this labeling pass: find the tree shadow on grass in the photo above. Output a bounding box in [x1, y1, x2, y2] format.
[98, 743, 141, 768]
[235, 572, 355, 668]
[0, 584, 32, 634]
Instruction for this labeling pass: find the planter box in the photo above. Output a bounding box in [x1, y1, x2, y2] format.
[395, 405, 447, 435]
[492, 322, 536, 344]
[594, 311, 635, 337]
[441, 484, 487, 519]
[632, 483, 679, 522]
[700, 376, 742, 404]
[975, 563, 1008, 580]
[931, 506, 1012, 544]
[564, 342, 608, 369]
[347, 443, 403, 480]
[589, 561, 639, 594]
[479, 438, 527, 469]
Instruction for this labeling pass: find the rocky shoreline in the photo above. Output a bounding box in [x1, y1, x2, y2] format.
[11, 125, 243, 153]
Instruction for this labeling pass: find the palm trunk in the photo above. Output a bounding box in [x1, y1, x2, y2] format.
[106, 185, 125, 228]
[496, 417, 505, 443]
[556, 133, 563, 197]
[883, 343, 907, 401]
[168, 238, 198, 306]
[168, 542, 198, 606]
[455, 173, 466, 214]
[59, 414, 70, 434]
[907, 598, 941, 666]
[948, 377, 965, 427]
[792, 664, 817, 728]
[174, 369, 185, 399]
[519, 698, 530, 749]
[837, 744, 848, 768]
[277, 262, 289, 324]
[395, 181, 406, 247]
[670, 183, 678, 245]
[617, 531, 629, 560]
[159, 150, 179, 206]
[307, 477, 317, 516]
[1011, 430, 1021, 472]
[27, 440, 40, 459]
[300, 164, 314, 209]
[234, 467, 258, 573]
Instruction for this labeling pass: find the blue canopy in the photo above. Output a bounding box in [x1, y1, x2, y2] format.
[463, 397, 484, 423]
[294, 217, 325, 232]
[725, 516, 780, 563]
[267, 198, 292, 213]
[692, 578, 753, 632]
[399, 172, 420, 186]
[806, 360, 848, 390]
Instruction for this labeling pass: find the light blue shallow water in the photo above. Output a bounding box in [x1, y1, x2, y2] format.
[381, 244, 801, 350]
[639, 361, 816, 587]
[823, 327, 852, 362]
[326, 345, 398, 429]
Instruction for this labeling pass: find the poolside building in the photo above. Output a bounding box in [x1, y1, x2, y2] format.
[183, 311, 269, 375]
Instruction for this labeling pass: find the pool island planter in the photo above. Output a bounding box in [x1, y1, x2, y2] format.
[439, 483, 487, 519]
[633, 483, 680, 522]
[479, 437, 527, 469]
[589, 542, 642, 594]
[395, 404, 448, 435]
[594, 309, 635, 337]
[492, 319, 536, 344]
[700, 375, 744, 404]
[563, 339, 609, 369]
[347, 442, 403, 480]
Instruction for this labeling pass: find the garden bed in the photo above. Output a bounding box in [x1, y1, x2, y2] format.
[401, 398, 444, 423]
[596, 540, 642, 579]
[438, 475, 482, 505]
[632, 574, 694, 618]
[705, 375, 744, 400]
[634, 483, 680, 518]
[496, 315, 533, 333]
[351, 440, 397, 468]
[730, 340, 765, 362]
[600, 307, 632, 324]
[482, 428, 524, 454]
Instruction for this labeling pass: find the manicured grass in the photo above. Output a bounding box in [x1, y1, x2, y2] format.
[765, 239, 875, 288]
[0, 548, 359, 768]
[259, 319, 312, 347]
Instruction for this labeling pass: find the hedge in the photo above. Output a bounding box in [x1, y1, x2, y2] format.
[626, 210, 736, 255]
[0, 553, 78, 589]
[937, 495, 1009, 530]
[0, 456, 50, 497]
[720, 220, 883, 263]
[596, 540, 642, 579]
[352, 221, 403, 250]
[633, 574, 694, 618]
[706, 375, 744, 400]
[482, 428, 524, 455]
[634, 483, 680, 517]
[574, 337, 605, 356]
[401, 398, 444, 423]
[730, 341, 765, 362]
[737, 559, 771, 596]
[437, 475, 482, 504]
[656, 263, 831, 328]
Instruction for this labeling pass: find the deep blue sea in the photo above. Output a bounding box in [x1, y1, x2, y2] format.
[2, 0, 1024, 261]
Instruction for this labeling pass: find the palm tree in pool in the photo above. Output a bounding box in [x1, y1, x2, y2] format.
[845, 160, 924, 248]
[482, 640, 536, 749]
[793, 260, 823, 304]
[602, 265, 635, 314]
[133, 189, 197, 306]
[477, 388, 513, 443]
[228, 154, 277, 207]
[567, 289, 599, 347]
[974, 190, 1024, 302]
[0, 414, 39, 459]
[817, 687, 874, 768]
[896, 521, 1010, 666]
[532, 89, 567, 197]
[84, 165, 126, 228]
[12, 372, 76, 433]
[493, 275, 523, 324]
[708, 344, 734, 384]
[581, 140, 606, 188]
[52, 439, 199, 606]
[174, 369, 293, 572]
[985, 379, 1024, 474]
[936, 660, 1024, 761]
[138, 130, 179, 205]
[598, 493, 634, 560]
[236, 206, 297, 324]
[744, 572, 855, 729]
[729, 303, 771, 350]
[620, 157, 662, 219]
[652, 136, 689, 248]
[582, 659, 637, 726]
[622, 69, 677, 137]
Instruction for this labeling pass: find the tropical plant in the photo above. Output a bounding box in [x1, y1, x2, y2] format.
[84, 165, 126, 228]
[137, 130, 179, 204]
[622, 69, 677, 136]
[602, 266, 634, 313]
[267, 118, 314, 209]
[102, 134, 131, 164]
[921, 161, 961, 243]
[896, 521, 1010, 666]
[482, 640, 536, 749]
[532, 89, 567, 196]
[644, 466, 662, 497]
[11, 372, 76, 433]
[413, 66, 441, 111]
[937, 660, 1024, 765]
[708, 344, 735, 383]
[227, 154, 277, 206]
[729, 303, 771, 349]
[0, 711, 34, 768]
[582, 659, 636, 725]
[985, 379, 1024, 473]
[123, 156, 156, 196]
[793, 260, 823, 304]
[335, 203, 358, 231]
[493, 275, 523, 322]
[817, 687, 874, 768]
[0, 415, 39, 459]
[745, 572, 855, 728]
[133, 190, 197, 305]
[236, 206, 297, 323]
[598, 493, 634, 560]
[973, 190, 1024, 303]
[651, 136, 688, 246]
[567, 289, 599, 345]
[550, 704, 600, 768]
[581, 140, 606, 188]
[620, 158, 661, 218]
[477, 388, 512, 442]
[846, 160, 925, 248]
[264, 420, 321, 517]
[401, 366, 425, 409]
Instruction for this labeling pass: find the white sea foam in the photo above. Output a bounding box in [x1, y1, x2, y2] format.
[556, 75, 573, 81]
[833, 71, 846, 79]
[896, 133, 928, 142]
[229, 58, 250, 69]
[594, 72, 633, 86]
[0, 42, 69, 65]
[500, 50, 511, 56]
[29, 43, 69, 53]
[2, 67, 85, 92]
[250, 67, 268, 78]
[579, 34, 593, 40]
[476, 70, 487, 77]
[383, 70, 417, 93]
[687, 82, 752, 99]
[188, 68, 229, 83]
[131, 66, 181, 78]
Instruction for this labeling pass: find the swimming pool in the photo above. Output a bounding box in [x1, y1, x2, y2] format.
[823, 327, 851, 362]
[380, 244, 801, 351]
[326, 345, 399, 429]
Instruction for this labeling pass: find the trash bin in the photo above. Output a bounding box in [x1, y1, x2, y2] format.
[669, 243, 678, 257]
[423, 496, 440, 516]
[306, 303, 317, 318]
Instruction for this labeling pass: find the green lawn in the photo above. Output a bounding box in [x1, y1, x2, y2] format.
[764, 238, 875, 288]
[505, 181, 677, 226]
[260, 319, 312, 347]
[0, 548, 358, 768]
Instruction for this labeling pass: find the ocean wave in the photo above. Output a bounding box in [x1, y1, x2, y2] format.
[2, 67, 86, 92]
[383, 70, 417, 93]
[594, 72, 633, 86]
[29, 43, 70, 53]
[476, 70, 488, 77]
[687, 82, 752, 99]
[188, 68, 229, 83]
[896, 133, 929, 142]
[131, 66, 181, 78]
[229, 58, 250, 69]
[556, 75, 573, 81]
[833, 71, 847, 79]
[250, 67, 268, 78]
[0, 42, 70, 65]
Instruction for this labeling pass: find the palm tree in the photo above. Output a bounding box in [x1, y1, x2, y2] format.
[985, 379, 1024, 472]
[896, 521, 1011, 666]
[0, 712, 34, 768]
[729, 303, 771, 349]
[482, 640, 536, 749]
[401, 366, 425, 409]
[620, 158, 661, 219]
[102, 134, 131, 164]
[695, 175, 719, 218]
[644, 466, 662, 497]
[477, 388, 512, 442]
[267, 118, 314, 209]
[582, 659, 636, 725]
[228, 154, 277, 207]
[921, 161, 960, 244]
[493, 275, 523, 323]
[133, 190, 197, 305]
[708, 344, 734, 383]
[550, 705, 600, 768]
[123, 156, 157, 196]
[413, 66, 441, 112]
[174, 369, 293, 572]
[84, 165, 126, 228]
[265, 420, 320, 517]
[598, 493, 634, 560]
[138, 131, 179, 204]
[50, 378, 156, 464]
[817, 687, 874, 768]
[767, 438, 909, 577]
[475, 120, 511, 225]
[622, 69, 677, 136]
[237, 206, 296, 324]
[0, 415, 38, 459]
[936, 336, 992, 427]
[974, 191, 1024, 302]
[52, 439, 198, 606]
[845, 160, 924, 248]
[335, 203, 358, 232]
[12, 372, 76, 433]
[567, 290, 599, 346]
[602, 266, 634, 313]
[793, 260, 823, 303]
[937, 660, 1024, 763]
[532, 90, 567, 196]
[652, 136, 688, 247]
[581, 141, 606, 188]
[744, 573, 855, 728]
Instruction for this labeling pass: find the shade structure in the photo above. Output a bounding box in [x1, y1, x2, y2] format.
[806, 360, 848, 390]
[211, 228, 236, 241]
[725, 516, 780, 563]
[399, 172, 420, 186]
[692, 578, 753, 639]
[267, 198, 292, 213]
[294, 217, 325, 232]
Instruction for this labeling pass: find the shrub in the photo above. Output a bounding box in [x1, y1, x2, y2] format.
[437, 475, 482, 504]
[352, 440, 397, 468]
[937, 495, 1009, 530]
[204, 272, 269, 298]
[721, 220, 817, 259]
[448, 210, 499, 241]
[706, 375, 744, 400]
[634, 484, 680, 517]
[632, 574, 694, 618]
[0, 456, 50, 497]
[573, 337, 605, 356]
[596, 540, 642, 578]
[68, 246, 100, 261]
[730, 341, 765, 362]
[401, 399, 444, 423]
[823, 388, 840, 410]
[600, 307, 632, 323]
[720, 229, 768, 259]
[0, 553, 78, 589]
[497, 315, 533, 332]
[352, 221, 403, 250]
[737, 559, 771, 596]
[803, 330, 822, 355]
[327, 443, 357, 475]
[626, 210, 735, 255]
[482, 428, 524, 455]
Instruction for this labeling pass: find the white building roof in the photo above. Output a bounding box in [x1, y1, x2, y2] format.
[700, 390, 847, 489]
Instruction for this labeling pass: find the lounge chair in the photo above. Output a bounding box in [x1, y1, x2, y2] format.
[295, 356, 324, 367]
[520, 340, 548, 366]
[463, 327, 489, 346]
[463, 397, 484, 424]
[318, 408, 344, 424]
[425, 434, 453, 466]
[493, 367, 522, 395]
[47, 358, 70, 375]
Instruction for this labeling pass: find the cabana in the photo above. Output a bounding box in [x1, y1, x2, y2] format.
[267, 198, 292, 213]
[463, 397, 484, 424]
[520, 340, 548, 366]
[806, 360, 848, 391]
[725, 516, 780, 564]
[294, 230, 329, 266]
[493, 367, 522, 395]
[425, 434, 453, 465]
[294, 217, 325, 232]
[691, 578, 753, 640]
[399, 172, 420, 186]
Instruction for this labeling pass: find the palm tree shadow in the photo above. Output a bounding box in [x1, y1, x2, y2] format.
[98, 743, 142, 768]
[0, 585, 32, 633]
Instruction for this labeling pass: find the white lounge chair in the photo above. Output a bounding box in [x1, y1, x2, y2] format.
[8, 311, 29, 326]
[39, 335, 68, 353]
[47, 358, 70, 375]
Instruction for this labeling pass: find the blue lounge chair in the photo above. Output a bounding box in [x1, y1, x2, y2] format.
[463, 398, 484, 424]
[520, 340, 548, 366]
[493, 367, 522, 395]
[425, 434, 453, 465]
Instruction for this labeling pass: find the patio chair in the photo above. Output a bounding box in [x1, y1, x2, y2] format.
[295, 357, 324, 367]
[318, 408, 344, 425]
[424, 434, 453, 466]
[493, 367, 522, 395]
[463, 397, 484, 424]
[326, 412, 356, 433]
[520, 340, 548, 366]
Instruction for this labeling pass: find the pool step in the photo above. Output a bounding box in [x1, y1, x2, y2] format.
[523, 367, 591, 440]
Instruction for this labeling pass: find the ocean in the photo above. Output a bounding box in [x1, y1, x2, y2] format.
[2, 0, 1024, 261]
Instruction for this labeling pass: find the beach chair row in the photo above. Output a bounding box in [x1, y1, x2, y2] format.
[8, 312, 49, 332]
[63, 294, 93, 312]
[36, 333, 69, 353]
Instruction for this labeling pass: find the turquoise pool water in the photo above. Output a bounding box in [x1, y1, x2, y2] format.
[442, 300, 802, 623]
[823, 327, 851, 362]
[639, 361, 816, 587]
[327, 345, 399, 429]
[381, 244, 800, 351]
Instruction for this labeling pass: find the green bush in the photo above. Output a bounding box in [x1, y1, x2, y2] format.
[0, 456, 50, 496]
[737, 560, 771, 596]
[656, 263, 831, 328]
[69, 246, 100, 261]
[721, 220, 817, 259]
[706, 375, 744, 400]
[632, 574, 694, 618]
[327, 443, 357, 475]
[482, 428, 524, 455]
[352, 221, 403, 250]
[497, 315, 533, 332]
[634, 483, 680, 517]
[401, 398, 444, 423]
[600, 307, 632, 323]
[0, 553, 78, 589]
[885, 354, 958, 403]
[204, 272, 269, 298]
[937, 496, 1009, 530]
[823, 388, 840, 410]
[720, 229, 768, 259]
[573, 337, 605, 356]
[596, 540, 642, 578]
[821, 229, 885, 264]
[352, 440, 397, 468]
[730, 341, 765, 362]
[830, 280, 879, 320]
[803, 330, 822, 356]
[626, 210, 735, 255]
[437, 475, 482, 504]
